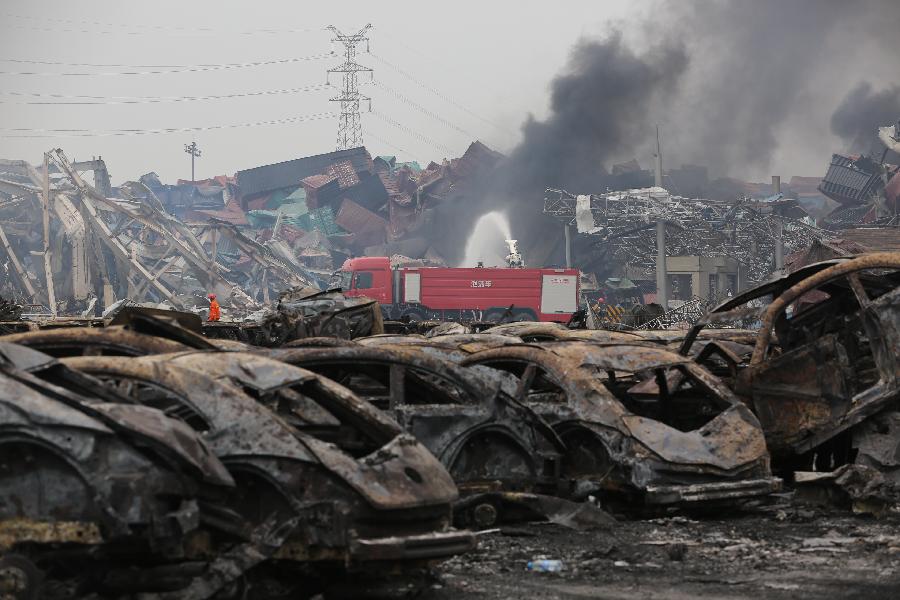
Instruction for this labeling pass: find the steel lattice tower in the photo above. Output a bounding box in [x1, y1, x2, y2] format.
[327, 24, 372, 150]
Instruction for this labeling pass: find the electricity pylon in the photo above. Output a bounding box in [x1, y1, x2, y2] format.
[326, 24, 372, 150]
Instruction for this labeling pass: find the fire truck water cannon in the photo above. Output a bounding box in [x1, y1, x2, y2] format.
[505, 239, 524, 268]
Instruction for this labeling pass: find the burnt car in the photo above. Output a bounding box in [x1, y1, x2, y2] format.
[680, 252, 900, 479]
[203, 289, 384, 347]
[460, 341, 781, 508]
[0, 308, 221, 359]
[482, 321, 570, 340]
[269, 345, 567, 523]
[0, 326, 192, 357]
[0, 342, 245, 598]
[59, 352, 473, 585]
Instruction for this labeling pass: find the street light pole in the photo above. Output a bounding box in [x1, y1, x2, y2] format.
[656, 220, 668, 309]
[184, 141, 201, 182]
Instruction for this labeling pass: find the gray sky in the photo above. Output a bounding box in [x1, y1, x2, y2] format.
[1, 1, 896, 186]
[0, 0, 642, 184]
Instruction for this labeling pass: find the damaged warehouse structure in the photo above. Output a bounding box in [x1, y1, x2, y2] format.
[541, 124, 900, 329]
[0, 151, 309, 316]
[0, 141, 504, 323]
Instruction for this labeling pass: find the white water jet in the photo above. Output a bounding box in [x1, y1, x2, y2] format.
[460, 211, 513, 267]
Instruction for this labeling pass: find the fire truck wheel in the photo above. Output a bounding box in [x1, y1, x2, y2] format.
[511, 309, 537, 322]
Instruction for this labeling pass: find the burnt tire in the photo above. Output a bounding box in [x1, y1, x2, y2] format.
[559, 428, 616, 500]
[0, 554, 42, 600]
[449, 432, 536, 488]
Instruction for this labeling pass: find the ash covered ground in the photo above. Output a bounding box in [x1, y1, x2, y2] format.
[427, 510, 900, 600]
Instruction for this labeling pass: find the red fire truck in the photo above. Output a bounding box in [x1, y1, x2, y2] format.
[338, 256, 580, 322]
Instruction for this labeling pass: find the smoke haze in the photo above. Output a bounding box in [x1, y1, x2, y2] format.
[498, 32, 687, 195]
[831, 82, 900, 159]
[475, 0, 900, 262]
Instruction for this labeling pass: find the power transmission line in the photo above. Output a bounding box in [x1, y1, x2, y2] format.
[0, 83, 331, 105]
[370, 52, 516, 140]
[0, 111, 337, 138]
[371, 109, 454, 156]
[327, 24, 372, 150]
[364, 130, 408, 155]
[372, 81, 472, 139]
[0, 53, 332, 76]
[2, 13, 324, 36]
[377, 32, 520, 108]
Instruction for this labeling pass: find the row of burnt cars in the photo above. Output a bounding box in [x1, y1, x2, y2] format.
[0, 252, 898, 598]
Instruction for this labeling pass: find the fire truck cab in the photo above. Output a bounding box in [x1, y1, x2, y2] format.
[338, 257, 579, 323]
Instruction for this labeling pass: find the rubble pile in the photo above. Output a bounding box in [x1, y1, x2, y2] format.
[542, 126, 899, 316]
[0, 251, 897, 598]
[0, 141, 505, 321]
[0, 297, 20, 322]
[203, 288, 385, 346]
[544, 186, 824, 286]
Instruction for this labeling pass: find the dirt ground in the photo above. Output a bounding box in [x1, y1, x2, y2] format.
[425, 508, 900, 600]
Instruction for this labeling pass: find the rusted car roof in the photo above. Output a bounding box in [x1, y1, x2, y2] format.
[63, 354, 458, 512]
[543, 341, 693, 372]
[158, 350, 404, 442]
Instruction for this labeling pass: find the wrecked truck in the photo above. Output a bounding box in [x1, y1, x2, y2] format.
[202, 289, 384, 346]
[460, 341, 781, 508]
[680, 252, 900, 480]
[57, 352, 474, 583]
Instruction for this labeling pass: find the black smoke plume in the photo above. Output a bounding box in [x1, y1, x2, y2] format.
[456, 0, 900, 265]
[473, 33, 687, 264]
[831, 82, 900, 160]
[497, 32, 687, 196]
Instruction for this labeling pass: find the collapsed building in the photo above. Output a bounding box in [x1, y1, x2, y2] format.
[0, 142, 505, 319]
[543, 185, 823, 309]
[540, 121, 900, 327]
[0, 151, 316, 317]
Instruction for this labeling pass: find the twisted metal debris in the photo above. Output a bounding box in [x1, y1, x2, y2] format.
[544, 187, 828, 283]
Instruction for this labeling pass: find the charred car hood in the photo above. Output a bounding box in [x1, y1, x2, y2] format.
[300, 433, 458, 510]
[621, 404, 768, 472]
[0, 373, 111, 433]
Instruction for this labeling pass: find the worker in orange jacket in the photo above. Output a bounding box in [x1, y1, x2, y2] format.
[207, 293, 221, 322]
